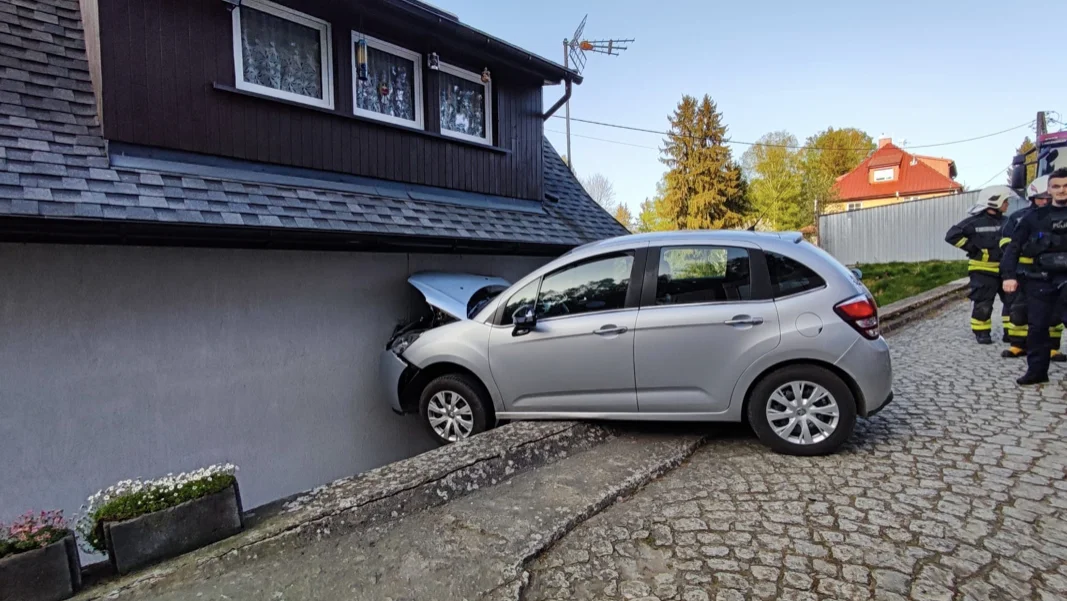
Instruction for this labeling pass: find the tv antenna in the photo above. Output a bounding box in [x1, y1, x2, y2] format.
[562, 15, 633, 170]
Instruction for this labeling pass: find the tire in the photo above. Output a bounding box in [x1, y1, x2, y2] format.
[419, 373, 491, 445]
[747, 365, 857, 456]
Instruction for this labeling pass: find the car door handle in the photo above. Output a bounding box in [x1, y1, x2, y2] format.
[724, 316, 764, 326]
[594, 325, 628, 335]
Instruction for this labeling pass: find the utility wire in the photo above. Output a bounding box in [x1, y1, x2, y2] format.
[976, 166, 1009, 189]
[545, 128, 658, 150]
[549, 114, 1034, 152]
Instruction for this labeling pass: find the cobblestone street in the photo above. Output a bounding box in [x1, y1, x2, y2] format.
[525, 302, 1067, 601]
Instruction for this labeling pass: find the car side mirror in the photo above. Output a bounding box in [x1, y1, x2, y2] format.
[512, 307, 537, 336]
[1009, 153, 1027, 190]
[850, 267, 863, 281]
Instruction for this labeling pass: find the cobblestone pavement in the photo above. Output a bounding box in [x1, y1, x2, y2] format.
[525, 303, 1067, 601]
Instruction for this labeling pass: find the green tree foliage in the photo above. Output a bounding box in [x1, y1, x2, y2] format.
[658, 95, 748, 230]
[1014, 136, 1037, 188]
[635, 180, 674, 233]
[799, 127, 874, 208]
[612, 204, 635, 232]
[741, 131, 806, 231]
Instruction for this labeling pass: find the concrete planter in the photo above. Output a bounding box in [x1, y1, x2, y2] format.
[0, 533, 82, 601]
[102, 483, 243, 575]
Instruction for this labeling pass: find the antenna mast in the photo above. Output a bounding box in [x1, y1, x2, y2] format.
[562, 15, 632, 171]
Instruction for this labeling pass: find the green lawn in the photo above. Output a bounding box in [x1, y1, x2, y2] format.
[852, 260, 969, 307]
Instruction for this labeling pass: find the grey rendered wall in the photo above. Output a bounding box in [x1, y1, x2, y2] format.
[818, 191, 1028, 265]
[0, 243, 547, 526]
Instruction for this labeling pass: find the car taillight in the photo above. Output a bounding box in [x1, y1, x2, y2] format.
[834, 294, 880, 340]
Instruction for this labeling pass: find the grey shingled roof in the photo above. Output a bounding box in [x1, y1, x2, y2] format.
[0, 0, 627, 247]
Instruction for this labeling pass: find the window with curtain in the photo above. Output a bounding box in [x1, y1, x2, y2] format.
[233, 0, 333, 109]
[352, 34, 423, 129]
[438, 63, 491, 144]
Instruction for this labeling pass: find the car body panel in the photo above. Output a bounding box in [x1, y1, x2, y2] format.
[834, 334, 893, 416]
[634, 299, 781, 413]
[379, 348, 409, 413]
[407, 272, 511, 320]
[488, 308, 639, 412]
[399, 319, 506, 411]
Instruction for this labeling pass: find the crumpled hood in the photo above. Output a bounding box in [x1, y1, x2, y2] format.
[408, 272, 511, 320]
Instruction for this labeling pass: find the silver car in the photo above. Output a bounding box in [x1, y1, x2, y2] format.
[380, 231, 893, 456]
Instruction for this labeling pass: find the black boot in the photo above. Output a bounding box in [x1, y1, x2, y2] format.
[1052, 350, 1067, 363]
[1002, 346, 1025, 358]
[1002, 331, 1011, 343]
[975, 332, 993, 345]
[1017, 372, 1050, 385]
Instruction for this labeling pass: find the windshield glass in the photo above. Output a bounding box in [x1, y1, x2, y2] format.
[467, 285, 508, 318]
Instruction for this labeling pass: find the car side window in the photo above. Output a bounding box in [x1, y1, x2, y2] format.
[655, 246, 752, 305]
[501, 279, 539, 326]
[536, 253, 634, 318]
[766, 252, 826, 298]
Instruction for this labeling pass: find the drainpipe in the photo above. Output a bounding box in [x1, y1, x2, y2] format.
[543, 77, 572, 122]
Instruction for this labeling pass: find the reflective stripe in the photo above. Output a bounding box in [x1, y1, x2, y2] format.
[981, 249, 990, 262]
[1000, 237, 1011, 248]
[1020, 257, 1035, 265]
[968, 259, 999, 273]
[1008, 326, 1029, 337]
[954, 237, 969, 248]
[1053, 324, 1064, 339]
[1002, 315, 1011, 324]
[970, 318, 992, 331]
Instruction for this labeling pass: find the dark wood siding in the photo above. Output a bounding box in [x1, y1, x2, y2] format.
[97, 0, 545, 200]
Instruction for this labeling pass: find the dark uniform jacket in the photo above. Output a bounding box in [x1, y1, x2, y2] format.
[945, 210, 1007, 274]
[1003, 203, 1067, 282]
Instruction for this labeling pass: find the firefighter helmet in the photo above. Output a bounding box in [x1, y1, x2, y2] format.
[1028, 175, 1051, 200]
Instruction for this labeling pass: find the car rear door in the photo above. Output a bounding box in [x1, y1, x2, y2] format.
[633, 244, 781, 414]
[487, 249, 645, 414]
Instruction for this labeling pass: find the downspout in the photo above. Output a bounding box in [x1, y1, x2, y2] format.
[543, 78, 572, 121]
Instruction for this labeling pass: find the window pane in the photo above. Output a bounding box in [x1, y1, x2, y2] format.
[240, 7, 323, 99]
[440, 72, 486, 138]
[356, 45, 417, 121]
[537, 254, 633, 318]
[501, 280, 539, 326]
[655, 247, 751, 305]
[767, 252, 825, 298]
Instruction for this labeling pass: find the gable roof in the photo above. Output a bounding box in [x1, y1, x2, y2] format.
[0, 0, 625, 253]
[832, 142, 961, 203]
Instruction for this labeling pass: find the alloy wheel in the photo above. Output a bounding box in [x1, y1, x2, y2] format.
[427, 390, 474, 442]
[765, 381, 840, 445]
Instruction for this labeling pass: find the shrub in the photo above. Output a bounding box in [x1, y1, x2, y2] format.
[76, 464, 238, 552]
[0, 511, 70, 559]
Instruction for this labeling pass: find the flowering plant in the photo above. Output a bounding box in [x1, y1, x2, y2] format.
[0, 510, 71, 559]
[76, 463, 238, 552]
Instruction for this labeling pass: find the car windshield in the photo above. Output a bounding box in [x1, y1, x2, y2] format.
[467, 285, 508, 318]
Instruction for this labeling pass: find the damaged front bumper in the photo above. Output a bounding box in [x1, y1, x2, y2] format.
[379, 349, 412, 415]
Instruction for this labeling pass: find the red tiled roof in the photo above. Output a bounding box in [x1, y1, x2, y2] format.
[832, 143, 961, 202]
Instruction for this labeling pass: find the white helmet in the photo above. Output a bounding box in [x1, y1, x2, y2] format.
[978, 185, 1015, 211]
[1028, 175, 1051, 200]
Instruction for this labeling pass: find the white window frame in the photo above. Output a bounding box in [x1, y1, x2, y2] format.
[350, 32, 424, 130]
[847, 202, 863, 211]
[437, 62, 493, 145]
[872, 168, 894, 182]
[232, 0, 335, 110]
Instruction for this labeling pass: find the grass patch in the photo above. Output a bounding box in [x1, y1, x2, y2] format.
[853, 260, 968, 307]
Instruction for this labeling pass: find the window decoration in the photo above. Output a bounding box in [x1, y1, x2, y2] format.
[352, 32, 423, 129]
[438, 62, 492, 144]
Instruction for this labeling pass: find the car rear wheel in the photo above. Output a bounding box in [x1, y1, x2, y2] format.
[747, 365, 856, 456]
[419, 374, 491, 444]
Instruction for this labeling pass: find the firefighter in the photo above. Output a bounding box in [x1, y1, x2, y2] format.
[946, 186, 1012, 344]
[1000, 175, 1065, 360]
[1002, 168, 1067, 385]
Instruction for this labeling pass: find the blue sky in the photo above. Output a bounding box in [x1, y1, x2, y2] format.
[435, 0, 1063, 213]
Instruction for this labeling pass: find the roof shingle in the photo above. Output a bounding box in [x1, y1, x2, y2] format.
[0, 0, 627, 248]
[832, 142, 962, 203]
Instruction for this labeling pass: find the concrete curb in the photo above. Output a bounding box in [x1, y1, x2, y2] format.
[73, 420, 614, 600]
[879, 276, 970, 336]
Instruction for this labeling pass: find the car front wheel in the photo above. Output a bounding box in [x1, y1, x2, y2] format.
[419, 374, 491, 444]
[747, 365, 857, 456]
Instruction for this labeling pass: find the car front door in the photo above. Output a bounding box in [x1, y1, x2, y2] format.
[634, 244, 781, 414]
[487, 250, 644, 414]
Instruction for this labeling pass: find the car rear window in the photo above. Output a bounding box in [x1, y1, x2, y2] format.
[655, 246, 752, 305]
[766, 252, 825, 298]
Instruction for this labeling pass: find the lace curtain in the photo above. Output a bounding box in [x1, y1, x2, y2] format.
[355, 46, 416, 121]
[240, 7, 323, 100]
[440, 72, 486, 138]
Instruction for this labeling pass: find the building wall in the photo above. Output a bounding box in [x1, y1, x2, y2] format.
[0, 243, 548, 526]
[95, 0, 545, 200]
[822, 191, 961, 215]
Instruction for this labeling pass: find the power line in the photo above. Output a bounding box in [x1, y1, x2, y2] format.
[548, 114, 1034, 152]
[545, 128, 659, 150]
[976, 166, 1009, 189]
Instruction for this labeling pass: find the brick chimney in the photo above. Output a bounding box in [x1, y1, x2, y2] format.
[878, 136, 892, 149]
